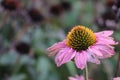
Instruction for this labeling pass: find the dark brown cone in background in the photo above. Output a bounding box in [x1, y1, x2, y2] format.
[115, 0, 120, 8]
[28, 8, 44, 22]
[61, 1, 71, 11]
[49, 4, 63, 16]
[15, 42, 31, 54]
[105, 0, 116, 7]
[1, 0, 21, 11]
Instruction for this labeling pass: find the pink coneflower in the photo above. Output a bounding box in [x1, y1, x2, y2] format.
[113, 77, 120, 80]
[47, 25, 117, 69]
[68, 75, 85, 80]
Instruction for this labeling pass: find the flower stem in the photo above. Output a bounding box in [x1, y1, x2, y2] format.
[14, 23, 28, 42]
[84, 64, 88, 80]
[114, 52, 120, 77]
[0, 11, 9, 29]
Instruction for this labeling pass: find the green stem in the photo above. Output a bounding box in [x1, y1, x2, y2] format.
[114, 52, 120, 77]
[66, 62, 77, 76]
[84, 64, 88, 80]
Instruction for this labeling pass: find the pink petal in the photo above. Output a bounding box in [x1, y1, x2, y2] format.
[48, 49, 60, 56]
[93, 44, 115, 58]
[94, 44, 115, 58]
[47, 40, 66, 51]
[113, 77, 120, 80]
[95, 31, 113, 37]
[47, 40, 66, 56]
[75, 51, 87, 69]
[88, 46, 103, 56]
[94, 44, 114, 50]
[55, 47, 76, 67]
[87, 50, 100, 64]
[99, 49, 114, 58]
[96, 37, 117, 45]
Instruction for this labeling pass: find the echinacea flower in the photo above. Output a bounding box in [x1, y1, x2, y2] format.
[113, 77, 120, 80]
[68, 75, 85, 80]
[47, 25, 117, 69]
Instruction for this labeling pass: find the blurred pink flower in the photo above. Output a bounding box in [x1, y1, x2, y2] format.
[113, 77, 120, 80]
[47, 25, 118, 69]
[68, 75, 92, 80]
[68, 75, 84, 80]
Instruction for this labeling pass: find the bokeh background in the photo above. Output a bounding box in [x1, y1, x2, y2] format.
[0, 0, 120, 80]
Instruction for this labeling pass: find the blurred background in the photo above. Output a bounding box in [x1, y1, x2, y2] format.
[0, 0, 120, 80]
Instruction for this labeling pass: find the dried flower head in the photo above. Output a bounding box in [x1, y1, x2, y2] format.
[15, 42, 31, 54]
[61, 1, 71, 11]
[27, 8, 44, 22]
[49, 4, 63, 16]
[105, 0, 116, 7]
[1, 0, 21, 11]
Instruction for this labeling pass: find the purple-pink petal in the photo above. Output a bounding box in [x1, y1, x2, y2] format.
[75, 51, 87, 69]
[55, 47, 76, 67]
[95, 31, 113, 37]
[86, 50, 100, 64]
[92, 44, 115, 58]
[99, 49, 114, 58]
[88, 46, 103, 56]
[47, 40, 66, 56]
[96, 37, 117, 45]
[47, 40, 66, 51]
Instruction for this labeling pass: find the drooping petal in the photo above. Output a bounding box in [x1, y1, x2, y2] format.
[99, 48, 115, 58]
[95, 31, 113, 37]
[47, 40, 66, 51]
[87, 49, 100, 64]
[94, 44, 114, 50]
[47, 40, 66, 56]
[74, 51, 87, 69]
[55, 47, 76, 67]
[93, 44, 115, 58]
[48, 49, 60, 56]
[88, 46, 103, 56]
[96, 36, 118, 45]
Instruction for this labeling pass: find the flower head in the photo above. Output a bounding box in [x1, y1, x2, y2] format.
[47, 25, 118, 69]
[66, 26, 96, 51]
